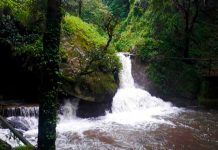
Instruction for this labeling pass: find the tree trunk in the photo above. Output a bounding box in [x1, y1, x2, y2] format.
[173, 0, 200, 58]
[37, 0, 61, 150]
[184, 11, 190, 58]
[0, 116, 33, 146]
[184, 31, 190, 58]
[78, 0, 82, 17]
[104, 34, 112, 51]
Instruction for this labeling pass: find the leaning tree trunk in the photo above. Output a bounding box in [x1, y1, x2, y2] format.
[37, 0, 61, 150]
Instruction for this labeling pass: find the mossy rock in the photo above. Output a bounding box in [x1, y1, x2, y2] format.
[83, 73, 117, 95]
[61, 72, 118, 102]
[76, 73, 117, 99]
[61, 72, 118, 118]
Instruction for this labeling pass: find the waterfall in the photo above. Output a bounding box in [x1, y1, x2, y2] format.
[117, 53, 135, 88]
[59, 99, 78, 120]
[1, 106, 39, 117]
[112, 53, 177, 115]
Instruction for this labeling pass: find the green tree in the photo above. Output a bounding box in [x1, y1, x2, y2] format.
[173, 0, 203, 58]
[78, 0, 82, 17]
[37, 0, 62, 149]
[103, 0, 130, 18]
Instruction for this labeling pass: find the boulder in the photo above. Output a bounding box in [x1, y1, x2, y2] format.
[76, 90, 116, 118]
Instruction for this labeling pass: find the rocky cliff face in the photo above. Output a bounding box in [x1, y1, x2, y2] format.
[131, 56, 159, 96]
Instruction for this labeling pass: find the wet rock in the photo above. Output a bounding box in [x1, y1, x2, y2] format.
[131, 57, 159, 95]
[7, 117, 30, 131]
[76, 91, 115, 118]
[77, 101, 107, 118]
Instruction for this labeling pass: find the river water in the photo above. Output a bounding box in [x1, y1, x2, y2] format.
[0, 53, 218, 149]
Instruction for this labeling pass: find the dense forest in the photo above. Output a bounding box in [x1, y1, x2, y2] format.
[0, 0, 218, 149]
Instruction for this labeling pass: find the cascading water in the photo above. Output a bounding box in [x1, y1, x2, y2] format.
[0, 107, 39, 147]
[113, 53, 174, 113]
[117, 53, 135, 88]
[104, 53, 180, 124]
[3, 53, 218, 150]
[1, 106, 39, 117]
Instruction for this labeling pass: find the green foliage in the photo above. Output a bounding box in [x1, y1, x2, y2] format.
[82, 0, 110, 27]
[142, 0, 217, 99]
[138, 38, 159, 58]
[83, 48, 120, 73]
[1, 0, 216, 105]
[113, 0, 217, 102]
[147, 59, 201, 97]
[61, 13, 120, 74]
[0, 0, 42, 54]
[15, 38, 43, 57]
[103, 0, 130, 18]
[14, 145, 35, 150]
[0, 0, 121, 100]
[0, 0, 32, 25]
[62, 14, 107, 50]
[113, 0, 150, 52]
[114, 22, 146, 52]
[0, 14, 36, 46]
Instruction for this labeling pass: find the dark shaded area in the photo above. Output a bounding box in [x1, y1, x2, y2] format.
[0, 7, 40, 102]
[77, 101, 108, 118]
[0, 40, 39, 100]
[199, 76, 218, 108]
[201, 76, 218, 99]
